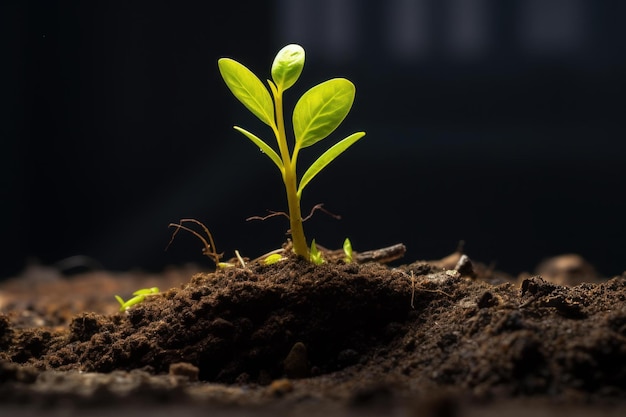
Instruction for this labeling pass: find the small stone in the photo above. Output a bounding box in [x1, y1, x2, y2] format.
[454, 254, 476, 278]
[283, 342, 309, 379]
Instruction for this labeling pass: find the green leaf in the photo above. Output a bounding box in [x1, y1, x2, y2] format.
[264, 253, 285, 265]
[293, 78, 355, 149]
[297, 131, 365, 197]
[132, 287, 159, 296]
[218, 58, 276, 128]
[114, 295, 125, 307]
[271, 44, 305, 91]
[309, 239, 324, 265]
[233, 126, 283, 172]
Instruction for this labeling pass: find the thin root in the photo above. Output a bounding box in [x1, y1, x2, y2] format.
[246, 203, 341, 223]
[246, 210, 289, 222]
[166, 219, 223, 267]
[302, 203, 341, 222]
[407, 271, 454, 308]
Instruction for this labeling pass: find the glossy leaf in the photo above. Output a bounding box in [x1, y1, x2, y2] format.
[233, 126, 283, 172]
[271, 44, 305, 91]
[218, 58, 276, 128]
[297, 131, 365, 197]
[293, 78, 355, 149]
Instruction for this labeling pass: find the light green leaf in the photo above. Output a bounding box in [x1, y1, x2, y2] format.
[233, 126, 283, 172]
[271, 44, 305, 91]
[132, 287, 159, 296]
[309, 239, 324, 265]
[293, 78, 355, 149]
[297, 131, 365, 197]
[264, 253, 285, 265]
[218, 58, 276, 128]
[115, 295, 125, 307]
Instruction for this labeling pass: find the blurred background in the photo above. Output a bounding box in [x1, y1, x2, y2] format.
[1, 0, 625, 279]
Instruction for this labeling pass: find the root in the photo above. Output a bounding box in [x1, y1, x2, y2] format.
[246, 210, 289, 222]
[302, 203, 341, 222]
[246, 203, 341, 223]
[166, 219, 224, 267]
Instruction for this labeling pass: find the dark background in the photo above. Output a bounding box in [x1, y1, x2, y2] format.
[1, 0, 625, 279]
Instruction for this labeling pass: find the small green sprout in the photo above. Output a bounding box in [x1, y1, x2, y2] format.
[309, 239, 324, 265]
[264, 253, 285, 265]
[343, 238, 353, 263]
[218, 44, 366, 260]
[115, 287, 159, 312]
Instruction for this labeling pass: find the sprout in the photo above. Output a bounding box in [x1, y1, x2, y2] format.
[343, 238, 353, 263]
[264, 253, 285, 265]
[309, 239, 324, 265]
[115, 287, 159, 312]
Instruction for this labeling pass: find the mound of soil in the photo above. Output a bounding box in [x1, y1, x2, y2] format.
[1, 249, 626, 416]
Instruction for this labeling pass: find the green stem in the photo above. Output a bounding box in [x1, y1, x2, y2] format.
[272, 86, 291, 166]
[284, 168, 308, 258]
[273, 87, 309, 258]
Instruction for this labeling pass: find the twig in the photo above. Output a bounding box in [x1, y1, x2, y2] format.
[355, 243, 406, 264]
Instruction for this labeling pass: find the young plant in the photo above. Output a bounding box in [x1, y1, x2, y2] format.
[115, 287, 160, 312]
[264, 253, 285, 265]
[343, 238, 353, 263]
[218, 44, 365, 259]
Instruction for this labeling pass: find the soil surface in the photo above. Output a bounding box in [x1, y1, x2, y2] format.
[1, 246, 626, 416]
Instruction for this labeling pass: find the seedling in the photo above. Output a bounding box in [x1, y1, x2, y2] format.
[343, 238, 353, 263]
[264, 253, 285, 265]
[115, 287, 159, 312]
[218, 44, 366, 259]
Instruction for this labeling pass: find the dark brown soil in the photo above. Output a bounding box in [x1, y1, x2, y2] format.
[1, 248, 626, 416]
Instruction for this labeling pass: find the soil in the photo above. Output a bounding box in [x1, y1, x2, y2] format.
[1, 245, 626, 417]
